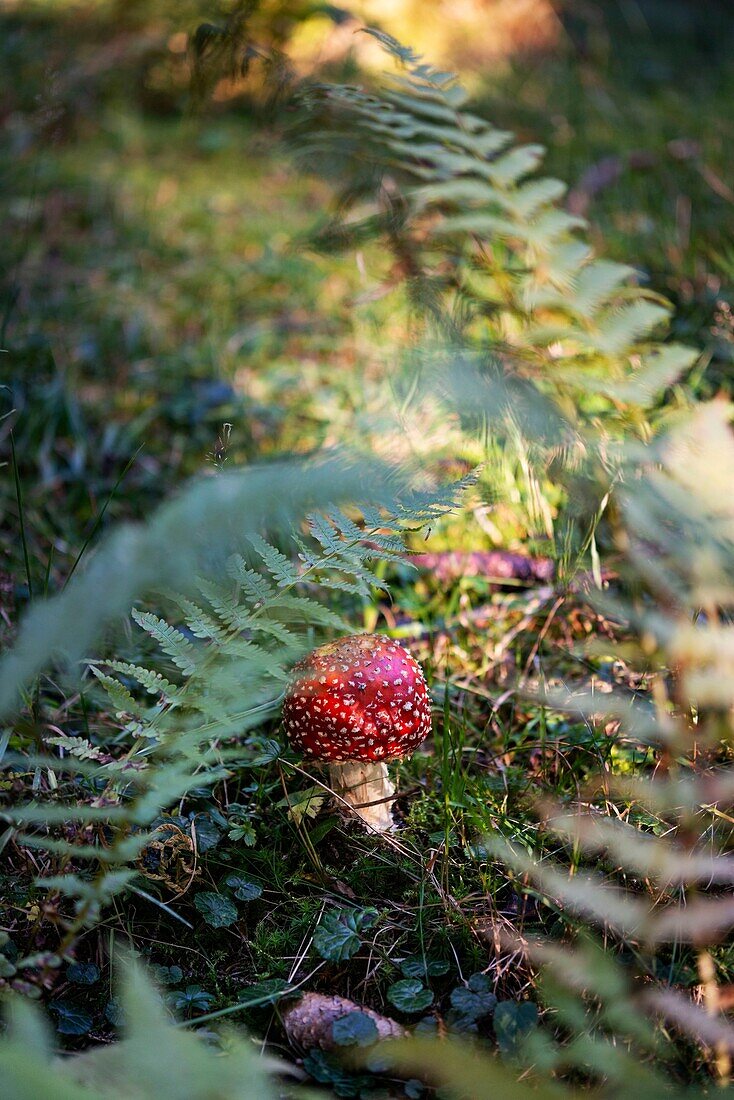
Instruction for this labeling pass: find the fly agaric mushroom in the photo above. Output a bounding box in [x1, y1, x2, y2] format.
[283, 634, 431, 832]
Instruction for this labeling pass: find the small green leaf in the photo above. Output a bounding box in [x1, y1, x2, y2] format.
[450, 974, 496, 1021]
[150, 964, 183, 986]
[67, 962, 100, 985]
[243, 739, 282, 767]
[194, 891, 239, 928]
[313, 908, 377, 963]
[228, 824, 257, 845]
[223, 875, 262, 902]
[332, 1010, 379, 1047]
[387, 979, 434, 1014]
[447, 1010, 479, 1035]
[302, 1049, 376, 1095]
[191, 815, 221, 853]
[306, 818, 338, 845]
[166, 985, 216, 1013]
[285, 786, 325, 826]
[105, 998, 124, 1027]
[49, 1000, 93, 1036]
[400, 956, 450, 980]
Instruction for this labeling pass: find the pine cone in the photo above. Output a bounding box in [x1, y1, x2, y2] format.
[282, 992, 405, 1051]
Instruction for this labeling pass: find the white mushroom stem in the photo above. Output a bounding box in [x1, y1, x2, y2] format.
[328, 760, 396, 833]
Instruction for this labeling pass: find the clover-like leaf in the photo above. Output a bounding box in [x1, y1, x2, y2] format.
[150, 964, 183, 986]
[400, 956, 450, 980]
[302, 1049, 376, 1096]
[67, 962, 100, 985]
[104, 998, 124, 1027]
[414, 1015, 439, 1036]
[313, 907, 377, 963]
[191, 814, 221, 853]
[228, 823, 257, 845]
[387, 979, 434, 1014]
[194, 891, 239, 928]
[332, 1010, 380, 1047]
[166, 984, 216, 1013]
[223, 875, 263, 902]
[244, 739, 282, 766]
[449, 973, 497, 1021]
[49, 999, 93, 1036]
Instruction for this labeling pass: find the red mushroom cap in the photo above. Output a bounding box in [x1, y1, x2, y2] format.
[283, 634, 431, 763]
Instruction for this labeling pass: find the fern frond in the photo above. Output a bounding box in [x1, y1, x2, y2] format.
[44, 734, 105, 761]
[130, 610, 197, 674]
[105, 661, 180, 700]
[307, 511, 350, 554]
[247, 534, 300, 586]
[226, 553, 275, 603]
[89, 666, 142, 716]
[302, 31, 696, 431]
[264, 593, 349, 630]
[592, 300, 671, 356]
[196, 577, 249, 630]
[324, 506, 366, 543]
[167, 594, 228, 642]
[395, 472, 478, 521]
[20, 832, 151, 862]
[306, 572, 371, 596]
[247, 619, 299, 646]
[573, 259, 637, 316]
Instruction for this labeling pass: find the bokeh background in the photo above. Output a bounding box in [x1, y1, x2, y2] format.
[3, 0, 734, 593]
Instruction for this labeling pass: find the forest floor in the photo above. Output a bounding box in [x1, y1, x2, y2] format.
[3, 3, 734, 1095]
